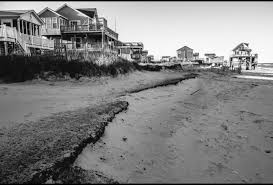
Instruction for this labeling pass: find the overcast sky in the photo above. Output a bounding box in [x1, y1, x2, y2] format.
[1, 1, 273, 62]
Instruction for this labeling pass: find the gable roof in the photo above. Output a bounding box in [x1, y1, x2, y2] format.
[0, 9, 44, 24]
[77, 8, 97, 18]
[38, 7, 68, 20]
[232, 42, 249, 51]
[177, 46, 193, 51]
[55, 3, 89, 18]
[0, 9, 31, 17]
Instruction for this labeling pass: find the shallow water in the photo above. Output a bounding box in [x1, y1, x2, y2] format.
[75, 77, 273, 183]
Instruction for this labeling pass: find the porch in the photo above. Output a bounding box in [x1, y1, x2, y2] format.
[60, 24, 118, 40]
[59, 32, 118, 54]
[0, 25, 54, 55]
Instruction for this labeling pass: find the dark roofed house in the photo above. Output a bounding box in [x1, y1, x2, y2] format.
[176, 46, 193, 62]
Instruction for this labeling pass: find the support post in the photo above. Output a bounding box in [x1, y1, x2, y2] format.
[22, 20, 25, 34]
[38, 26, 41, 37]
[74, 34, 76, 49]
[4, 42, 8, 56]
[85, 33, 88, 55]
[102, 30, 104, 52]
[17, 19, 20, 33]
[35, 25, 38, 36]
[30, 23, 33, 35]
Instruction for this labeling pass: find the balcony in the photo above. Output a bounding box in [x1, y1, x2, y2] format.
[60, 24, 118, 40]
[230, 53, 253, 58]
[41, 28, 61, 36]
[55, 39, 118, 54]
[0, 25, 54, 52]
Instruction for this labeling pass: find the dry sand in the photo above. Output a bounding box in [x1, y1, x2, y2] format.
[0, 70, 188, 129]
[1, 67, 273, 183]
[0, 70, 197, 183]
[75, 67, 273, 183]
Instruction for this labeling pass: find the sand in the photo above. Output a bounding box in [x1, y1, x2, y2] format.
[0, 70, 197, 183]
[75, 67, 273, 183]
[0, 67, 273, 183]
[0, 70, 189, 129]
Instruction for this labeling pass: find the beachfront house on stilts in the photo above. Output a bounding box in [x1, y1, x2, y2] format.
[0, 10, 54, 55]
[38, 4, 119, 56]
[117, 42, 145, 62]
[229, 43, 258, 70]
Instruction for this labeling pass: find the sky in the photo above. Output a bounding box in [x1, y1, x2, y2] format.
[1, 1, 273, 62]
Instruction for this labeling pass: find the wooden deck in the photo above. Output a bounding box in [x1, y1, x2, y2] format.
[60, 25, 118, 40]
[0, 25, 54, 54]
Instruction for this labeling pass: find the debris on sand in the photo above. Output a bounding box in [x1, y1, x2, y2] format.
[122, 137, 128, 142]
[221, 124, 228, 131]
[100, 156, 107, 161]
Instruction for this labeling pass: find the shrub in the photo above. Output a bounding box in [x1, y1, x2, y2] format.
[0, 54, 138, 82]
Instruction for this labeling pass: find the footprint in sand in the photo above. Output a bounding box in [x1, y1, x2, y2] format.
[24, 112, 33, 118]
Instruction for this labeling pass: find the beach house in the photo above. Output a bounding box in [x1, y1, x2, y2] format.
[0, 9, 54, 55]
[229, 43, 258, 70]
[161, 56, 171, 62]
[204, 53, 224, 66]
[38, 4, 119, 53]
[117, 42, 144, 62]
[176, 46, 193, 62]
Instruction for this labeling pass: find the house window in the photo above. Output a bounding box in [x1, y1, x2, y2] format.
[52, 17, 57, 29]
[70, 20, 81, 26]
[46, 17, 52, 29]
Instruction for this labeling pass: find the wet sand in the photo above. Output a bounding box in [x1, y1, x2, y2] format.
[75, 69, 273, 183]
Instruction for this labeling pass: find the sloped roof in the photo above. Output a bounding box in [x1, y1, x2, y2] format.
[55, 3, 89, 18]
[38, 7, 68, 20]
[0, 9, 44, 24]
[232, 42, 249, 51]
[177, 46, 193, 51]
[0, 10, 31, 16]
[77, 8, 97, 18]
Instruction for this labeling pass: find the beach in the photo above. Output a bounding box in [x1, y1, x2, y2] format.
[0, 67, 273, 183]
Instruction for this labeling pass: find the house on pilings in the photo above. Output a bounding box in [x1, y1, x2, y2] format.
[229, 43, 258, 70]
[117, 42, 144, 62]
[38, 4, 119, 55]
[0, 9, 54, 56]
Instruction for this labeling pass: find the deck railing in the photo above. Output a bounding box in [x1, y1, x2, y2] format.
[0, 25, 54, 51]
[60, 24, 118, 40]
[41, 28, 61, 35]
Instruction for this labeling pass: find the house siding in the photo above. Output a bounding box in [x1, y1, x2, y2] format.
[56, 6, 88, 25]
[20, 12, 42, 25]
[177, 48, 193, 60]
